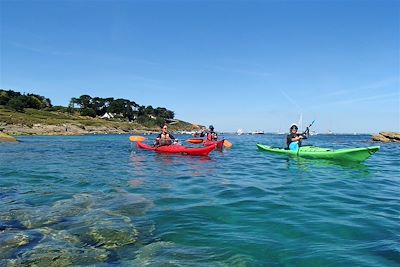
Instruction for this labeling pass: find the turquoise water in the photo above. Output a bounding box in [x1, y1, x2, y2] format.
[1, 134, 399, 266]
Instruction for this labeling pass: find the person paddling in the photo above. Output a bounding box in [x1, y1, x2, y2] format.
[206, 125, 218, 141]
[154, 124, 175, 147]
[199, 128, 207, 138]
[286, 123, 308, 151]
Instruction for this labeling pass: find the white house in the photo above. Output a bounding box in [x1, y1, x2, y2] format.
[101, 112, 114, 119]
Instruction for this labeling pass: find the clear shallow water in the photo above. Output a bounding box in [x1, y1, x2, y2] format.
[1, 134, 399, 266]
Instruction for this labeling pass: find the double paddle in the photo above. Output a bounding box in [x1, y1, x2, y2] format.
[175, 137, 232, 148]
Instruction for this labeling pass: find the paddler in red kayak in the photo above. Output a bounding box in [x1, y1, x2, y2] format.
[154, 124, 176, 147]
[206, 125, 218, 141]
[199, 128, 207, 138]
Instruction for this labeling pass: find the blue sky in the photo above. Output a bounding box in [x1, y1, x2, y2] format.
[1, 0, 399, 133]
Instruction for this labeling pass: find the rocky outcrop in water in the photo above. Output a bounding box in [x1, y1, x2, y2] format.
[0, 132, 17, 142]
[372, 132, 400, 143]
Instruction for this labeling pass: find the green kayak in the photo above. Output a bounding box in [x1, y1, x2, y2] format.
[256, 144, 380, 162]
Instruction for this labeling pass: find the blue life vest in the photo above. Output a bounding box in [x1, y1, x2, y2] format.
[289, 141, 299, 151]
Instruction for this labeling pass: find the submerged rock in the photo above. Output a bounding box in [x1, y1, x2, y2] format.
[8, 228, 109, 266]
[0, 231, 30, 259]
[11, 207, 64, 229]
[62, 208, 139, 250]
[51, 193, 96, 217]
[80, 210, 139, 249]
[103, 193, 154, 217]
[11, 194, 98, 229]
[372, 132, 400, 143]
[13, 245, 74, 266]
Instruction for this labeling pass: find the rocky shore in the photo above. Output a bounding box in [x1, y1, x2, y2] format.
[0, 123, 160, 140]
[372, 132, 400, 143]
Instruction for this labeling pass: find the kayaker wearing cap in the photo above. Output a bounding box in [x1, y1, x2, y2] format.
[286, 123, 307, 150]
[154, 124, 175, 147]
[206, 125, 218, 141]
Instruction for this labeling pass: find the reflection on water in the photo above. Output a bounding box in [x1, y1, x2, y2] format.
[283, 156, 370, 175]
[130, 148, 214, 179]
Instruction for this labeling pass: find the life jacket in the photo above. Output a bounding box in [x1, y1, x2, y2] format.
[207, 132, 217, 141]
[159, 133, 172, 146]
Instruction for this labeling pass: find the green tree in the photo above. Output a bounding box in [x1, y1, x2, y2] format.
[0, 89, 21, 105]
[25, 96, 43, 109]
[108, 98, 135, 120]
[80, 107, 96, 117]
[166, 110, 174, 119]
[27, 93, 52, 108]
[137, 105, 146, 116]
[0, 91, 10, 105]
[7, 97, 25, 112]
[92, 97, 106, 116]
[101, 97, 114, 115]
[145, 105, 154, 115]
[75, 95, 92, 109]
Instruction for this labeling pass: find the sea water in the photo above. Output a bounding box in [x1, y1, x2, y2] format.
[1, 134, 399, 266]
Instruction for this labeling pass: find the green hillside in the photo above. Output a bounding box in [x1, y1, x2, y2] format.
[0, 106, 196, 134]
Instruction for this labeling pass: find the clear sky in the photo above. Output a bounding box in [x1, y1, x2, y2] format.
[1, 0, 399, 133]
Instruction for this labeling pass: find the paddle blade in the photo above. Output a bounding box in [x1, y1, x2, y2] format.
[223, 140, 232, 148]
[186, 138, 204, 144]
[129, 136, 146, 142]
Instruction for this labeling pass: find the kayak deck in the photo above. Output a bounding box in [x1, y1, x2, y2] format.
[257, 144, 380, 162]
[137, 142, 216, 156]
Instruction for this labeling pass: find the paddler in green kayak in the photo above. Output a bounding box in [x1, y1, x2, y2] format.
[154, 124, 176, 147]
[286, 123, 308, 151]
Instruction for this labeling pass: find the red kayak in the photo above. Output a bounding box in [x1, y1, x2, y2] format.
[203, 139, 225, 149]
[136, 142, 216, 156]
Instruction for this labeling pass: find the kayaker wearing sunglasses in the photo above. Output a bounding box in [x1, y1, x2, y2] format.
[154, 124, 175, 147]
[286, 123, 308, 151]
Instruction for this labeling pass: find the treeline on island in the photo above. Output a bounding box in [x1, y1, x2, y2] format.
[0, 89, 175, 127]
[0, 90, 52, 111]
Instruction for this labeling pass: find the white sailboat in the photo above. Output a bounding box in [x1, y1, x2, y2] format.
[298, 113, 303, 132]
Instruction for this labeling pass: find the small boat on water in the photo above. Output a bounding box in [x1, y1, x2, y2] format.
[251, 130, 265, 135]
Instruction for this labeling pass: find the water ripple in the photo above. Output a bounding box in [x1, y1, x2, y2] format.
[1, 134, 399, 266]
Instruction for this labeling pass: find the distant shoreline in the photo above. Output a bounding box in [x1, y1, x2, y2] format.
[0, 107, 197, 137]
